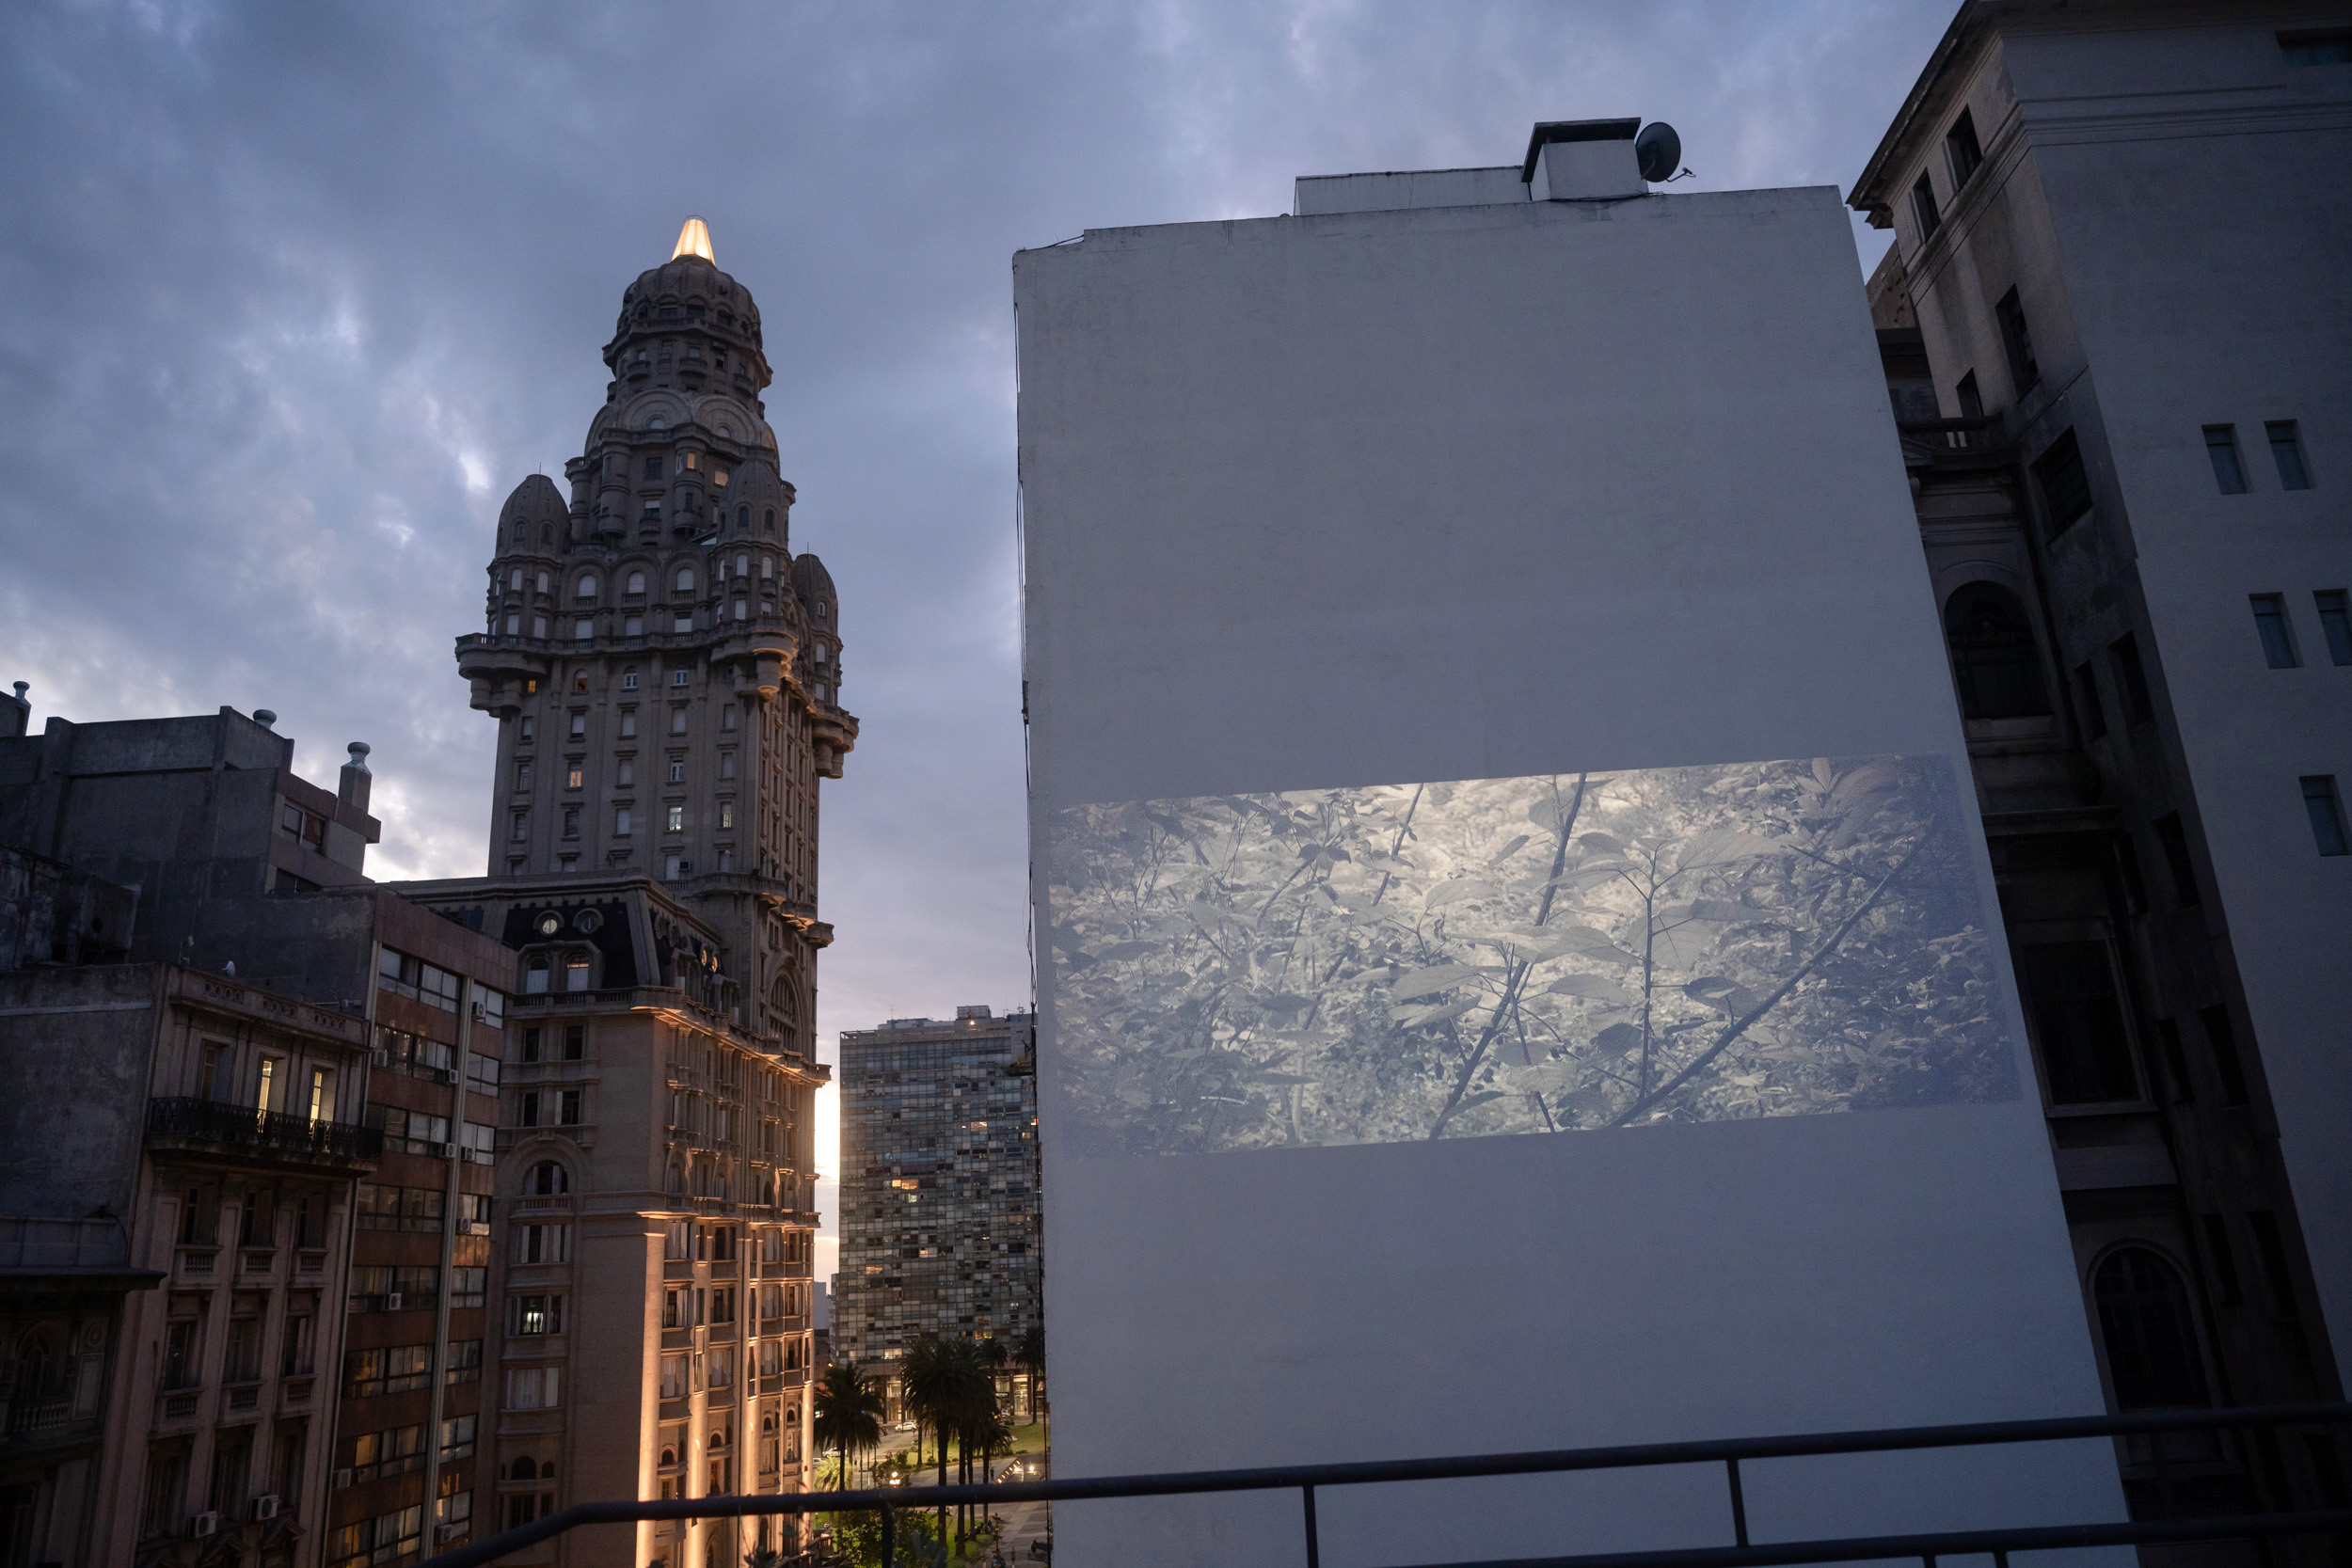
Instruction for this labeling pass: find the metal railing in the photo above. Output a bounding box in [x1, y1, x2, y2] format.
[417, 1404, 2352, 1568]
[147, 1097, 383, 1162]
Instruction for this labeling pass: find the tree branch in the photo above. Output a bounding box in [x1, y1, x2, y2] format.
[1604, 823, 1933, 1130]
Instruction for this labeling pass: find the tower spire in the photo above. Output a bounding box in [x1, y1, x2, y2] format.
[672, 215, 714, 265]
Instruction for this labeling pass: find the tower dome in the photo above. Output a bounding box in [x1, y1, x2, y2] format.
[497, 473, 568, 551]
[602, 220, 771, 400]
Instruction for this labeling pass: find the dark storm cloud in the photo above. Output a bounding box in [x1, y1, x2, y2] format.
[0, 0, 1947, 1060]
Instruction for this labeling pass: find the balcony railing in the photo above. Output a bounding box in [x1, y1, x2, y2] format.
[413, 1404, 2352, 1568]
[148, 1098, 383, 1163]
[1897, 414, 2006, 457]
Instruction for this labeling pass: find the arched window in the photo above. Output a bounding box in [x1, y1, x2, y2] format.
[511, 1457, 538, 1481]
[514, 522, 528, 545]
[735, 553, 749, 578]
[525, 956, 551, 995]
[675, 568, 695, 593]
[576, 575, 597, 599]
[508, 567, 523, 590]
[621, 668, 639, 690]
[626, 571, 645, 595]
[760, 558, 772, 580]
[762, 508, 775, 535]
[737, 506, 749, 530]
[527, 1161, 569, 1196]
[2094, 1248, 2210, 1409]
[1945, 583, 2052, 720]
[535, 571, 549, 594]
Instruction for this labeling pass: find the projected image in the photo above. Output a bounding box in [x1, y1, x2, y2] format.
[1045, 755, 2018, 1156]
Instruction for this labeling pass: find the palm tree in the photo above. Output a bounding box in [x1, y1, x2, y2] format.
[814, 1361, 886, 1492]
[899, 1336, 958, 1541]
[1014, 1324, 1044, 1422]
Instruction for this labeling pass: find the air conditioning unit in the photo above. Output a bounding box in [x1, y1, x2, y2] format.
[434, 1068, 457, 1085]
[437, 1143, 458, 1158]
[370, 1048, 389, 1067]
[190, 1513, 220, 1539]
[251, 1495, 281, 1521]
[470, 1001, 486, 1022]
[331, 1468, 354, 1490]
[384, 1292, 404, 1311]
[436, 1523, 465, 1543]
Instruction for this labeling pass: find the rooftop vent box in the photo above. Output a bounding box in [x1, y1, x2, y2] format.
[1523, 118, 1644, 201]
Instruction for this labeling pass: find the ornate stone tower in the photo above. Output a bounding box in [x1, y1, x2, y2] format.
[456, 218, 856, 1054]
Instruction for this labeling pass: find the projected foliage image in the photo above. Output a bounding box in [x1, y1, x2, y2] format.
[1045, 754, 2018, 1156]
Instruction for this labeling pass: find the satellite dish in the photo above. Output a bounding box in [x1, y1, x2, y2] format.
[1635, 121, 1681, 183]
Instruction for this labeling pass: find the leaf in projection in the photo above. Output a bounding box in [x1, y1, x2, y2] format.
[1391, 996, 1481, 1028]
[1665, 899, 1762, 925]
[1391, 963, 1486, 1001]
[1813, 757, 1837, 790]
[1545, 973, 1636, 1005]
[1096, 940, 1166, 960]
[1487, 833, 1531, 866]
[1247, 1069, 1313, 1085]
[1830, 756, 1907, 807]
[1593, 1022, 1645, 1057]
[1425, 879, 1498, 911]
[1676, 830, 1785, 871]
[1576, 832, 1627, 856]
[1255, 992, 1317, 1016]
[1542, 926, 1643, 965]
[1450, 1090, 1512, 1114]
[1500, 1061, 1582, 1096]
[1684, 976, 1760, 1016]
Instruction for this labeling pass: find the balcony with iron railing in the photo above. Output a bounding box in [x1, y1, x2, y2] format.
[146, 1098, 382, 1166]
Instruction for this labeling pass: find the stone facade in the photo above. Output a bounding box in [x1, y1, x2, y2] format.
[1853, 0, 2351, 1525]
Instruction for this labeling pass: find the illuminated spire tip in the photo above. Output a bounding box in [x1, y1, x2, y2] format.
[671, 216, 714, 265]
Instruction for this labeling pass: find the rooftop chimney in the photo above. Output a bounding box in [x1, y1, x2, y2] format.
[4, 682, 26, 740]
[340, 741, 372, 813]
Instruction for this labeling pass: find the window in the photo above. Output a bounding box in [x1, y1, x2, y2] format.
[671, 709, 688, 735]
[659, 1354, 689, 1400]
[676, 568, 695, 592]
[2074, 662, 2106, 739]
[2032, 429, 2092, 536]
[683, 451, 699, 471]
[441, 1414, 476, 1461]
[2265, 420, 2312, 489]
[574, 618, 593, 641]
[513, 1224, 571, 1265]
[1994, 287, 2038, 392]
[735, 599, 748, 621]
[343, 1343, 433, 1398]
[2279, 27, 2352, 65]
[562, 805, 580, 839]
[619, 710, 637, 738]
[564, 1024, 584, 1061]
[616, 759, 634, 787]
[451, 1267, 486, 1307]
[2313, 590, 2352, 665]
[760, 557, 773, 579]
[2202, 424, 2249, 494]
[2093, 1249, 2208, 1409]
[564, 954, 591, 992]
[763, 508, 776, 534]
[536, 571, 549, 594]
[2018, 943, 2137, 1104]
[511, 810, 530, 843]
[719, 802, 734, 830]
[526, 1160, 569, 1195]
[666, 805, 685, 833]
[519, 716, 534, 741]
[2301, 775, 2349, 856]
[621, 669, 639, 690]
[673, 614, 692, 633]
[721, 706, 737, 731]
[719, 752, 736, 780]
[670, 668, 690, 687]
[515, 760, 532, 789]
[668, 760, 686, 783]
[615, 807, 633, 836]
[1945, 107, 1983, 187]
[511, 1294, 564, 1336]
[507, 1366, 562, 1409]
[577, 576, 597, 599]
[2152, 813, 2199, 907]
[1943, 583, 2051, 719]
[707, 1345, 735, 1388]
[2249, 594, 2299, 668]
[2110, 633, 2154, 725]
[644, 456, 664, 480]
[2200, 1005, 2249, 1104]
[559, 1089, 582, 1124]
[665, 1220, 692, 1259]
[1909, 172, 1940, 240]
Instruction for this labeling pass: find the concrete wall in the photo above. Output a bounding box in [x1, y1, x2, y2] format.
[1016, 180, 2123, 1567]
[0, 965, 157, 1221]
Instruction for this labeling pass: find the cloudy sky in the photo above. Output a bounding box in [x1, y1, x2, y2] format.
[0, 0, 1947, 1261]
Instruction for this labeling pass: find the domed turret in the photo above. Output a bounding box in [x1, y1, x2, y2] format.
[498, 473, 568, 552]
[602, 219, 771, 402]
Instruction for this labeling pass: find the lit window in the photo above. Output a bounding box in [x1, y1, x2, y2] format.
[713, 468, 729, 486]
[683, 452, 699, 470]
[565, 768, 583, 789]
[720, 803, 734, 830]
[665, 806, 685, 833]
